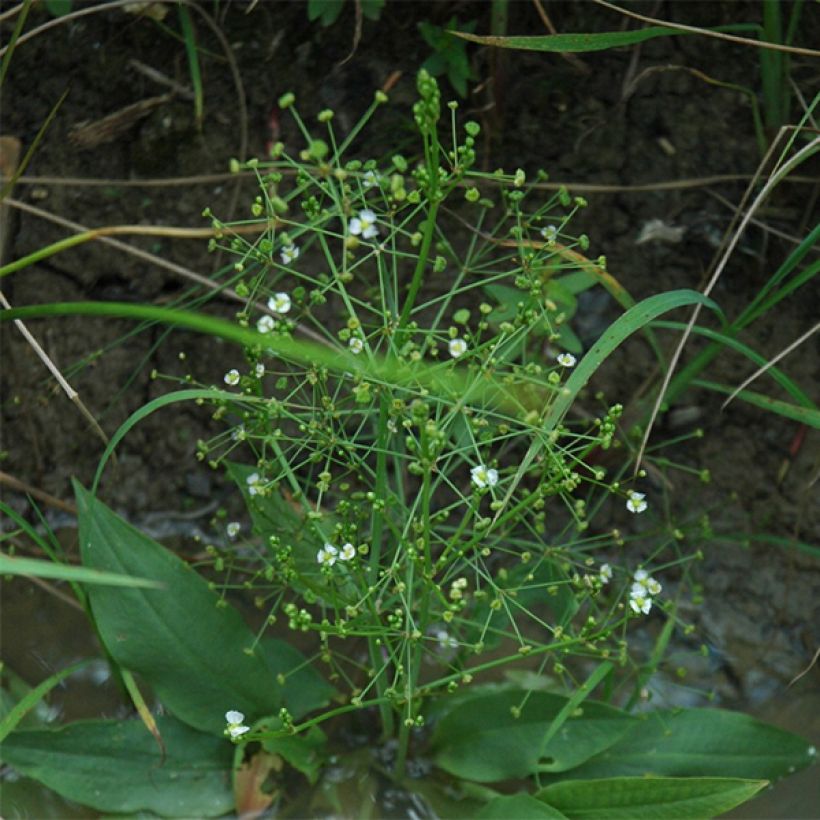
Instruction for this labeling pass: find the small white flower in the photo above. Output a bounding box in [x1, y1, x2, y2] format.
[629, 589, 652, 615]
[448, 338, 468, 358]
[349, 337, 364, 354]
[257, 315, 276, 334]
[471, 464, 499, 489]
[246, 472, 265, 497]
[224, 369, 240, 386]
[255, 362, 265, 378]
[267, 292, 292, 314]
[231, 425, 246, 442]
[362, 170, 379, 189]
[225, 710, 250, 740]
[599, 563, 613, 584]
[339, 542, 356, 561]
[387, 419, 398, 433]
[435, 629, 458, 650]
[646, 577, 662, 596]
[541, 225, 557, 243]
[556, 352, 576, 368]
[226, 522, 241, 538]
[626, 490, 648, 514]
[280, 244, 300, 265]
[317, 543, 338, 567]
[349, 208, 379, 239]
[808, 746, 817, 757]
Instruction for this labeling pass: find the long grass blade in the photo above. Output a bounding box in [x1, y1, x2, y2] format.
[0, 660, 91, 743]
[0, 553, 163, 588]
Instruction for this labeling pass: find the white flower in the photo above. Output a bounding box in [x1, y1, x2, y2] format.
[224, 369, 240, 386]
[231, 425, 246, 442]
[632, 569, 662, 599]
[349, 337, 364, 354]
[599, 563, 612, 584]
[435, 629, 458, 650]
[448, 338, 468, 358]
[267, 292, 291, 314]
[339, 542, 356, 561]
[225, 710, 250, 740]
[280, 244, 300, 265]
[626, 490, 648, 514]
[556, 352, 576, 368]
[541, 225, 557, 243]
[226, 522, 241, 538]
[629, 589, 652, 615]
[246, 472, 265, 497]
[349, 208, 379, 239]
[317, 543, 338, 567]
[362, 170, 379, 189]
[257, 315, 276, 334]
[255, 362, 265, 378]
[471, 464, 499, 489]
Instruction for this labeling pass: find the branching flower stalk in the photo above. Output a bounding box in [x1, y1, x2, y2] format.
[186, 70, 701, 780]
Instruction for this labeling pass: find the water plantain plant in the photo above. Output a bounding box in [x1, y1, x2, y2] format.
[0, 71, 816, 818]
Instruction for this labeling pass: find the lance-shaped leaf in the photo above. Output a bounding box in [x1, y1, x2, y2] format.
[75, 481, 282, 733]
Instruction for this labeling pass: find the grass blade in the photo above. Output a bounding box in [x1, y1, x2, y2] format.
[0, 553, 163, 588]
[0, 660, 91, 743]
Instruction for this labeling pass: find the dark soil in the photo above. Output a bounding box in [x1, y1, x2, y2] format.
[1, 1, 819, 816]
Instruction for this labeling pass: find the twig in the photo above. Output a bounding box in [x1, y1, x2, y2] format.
[721, 321, 820, 411]
[13, 172, 818, 192]
[634, 132, 820, 472]
[0, 290, 112, 451]
[4, 197, 330, 347]
[591, 0, 820, 58]
[128, 58, 195, 100]
[0, 470, 78, 515]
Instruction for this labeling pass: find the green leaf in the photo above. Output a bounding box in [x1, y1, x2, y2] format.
[478, 792, 568, 819]
[44, 0, 73, 15]
[557, 707, 816, 781]
[451, 25, 763, 54]
[307, 0, 344, 26]
[262, 725, 326, 783]
[0, 552, 161, 588]
[0, 661, 91, 743]
[433, 690, 635, 782]
[0, 716, 233, 817]
[693, 378, 820, 428]
[535, 776, 767, 819]
[361, 0, 384, 21]
[75, 481, 282, 734]
[451, 27, 688, 52]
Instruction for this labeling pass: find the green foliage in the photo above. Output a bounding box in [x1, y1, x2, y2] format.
[74, 482, 327, 734]
[307, 0, 384, 27]
[535, 776, 768, 819]
[543, 707, 818, 781]
[432, 689, 636, 782]
[43, 0, 73, 17]
[1, 68, 816, 818]
[0, 716, 234, 816]
[420, 17, 477, 97]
